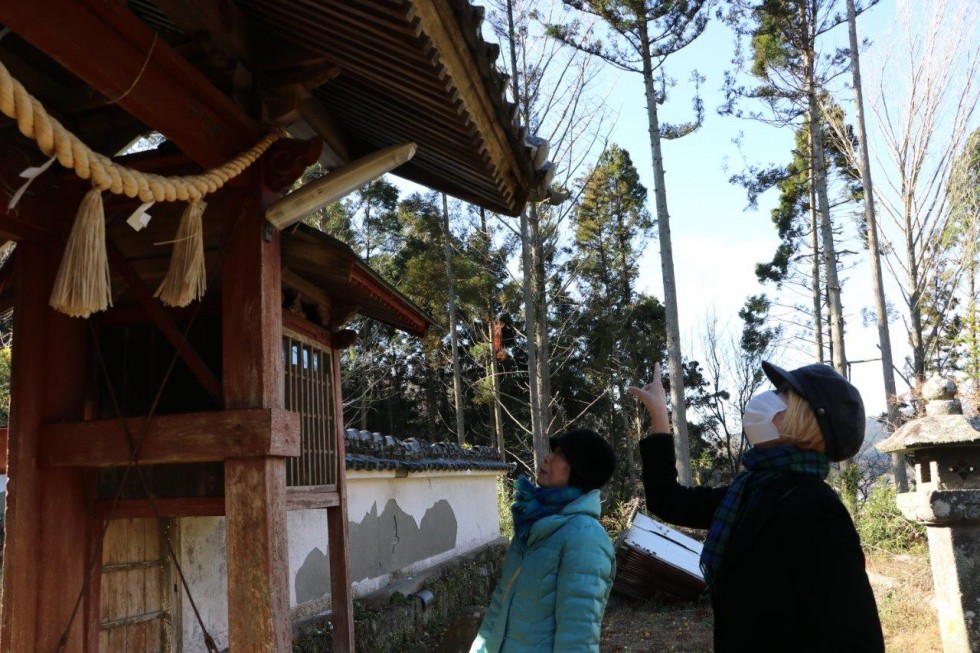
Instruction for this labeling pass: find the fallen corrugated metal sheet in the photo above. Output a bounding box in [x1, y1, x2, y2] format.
[613, 511, 707, 601]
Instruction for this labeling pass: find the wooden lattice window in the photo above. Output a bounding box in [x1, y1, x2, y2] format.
[283, 333, 337, 488]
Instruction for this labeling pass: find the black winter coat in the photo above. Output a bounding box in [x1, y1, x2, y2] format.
[640, 433, 884, 653]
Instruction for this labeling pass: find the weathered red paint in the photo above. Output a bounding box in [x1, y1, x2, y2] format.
[222, 178, 291, 652]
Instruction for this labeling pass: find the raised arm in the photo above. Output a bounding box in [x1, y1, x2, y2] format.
[629, 364, 727, 529]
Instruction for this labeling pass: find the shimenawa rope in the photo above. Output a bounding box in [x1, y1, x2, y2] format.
[0, 56, 283, 316]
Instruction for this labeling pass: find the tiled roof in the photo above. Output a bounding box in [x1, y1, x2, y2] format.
[126, 0, 558, 215]
[345, 428, 512, 473]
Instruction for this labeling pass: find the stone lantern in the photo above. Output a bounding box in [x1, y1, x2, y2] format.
[877, 375, 980, 653]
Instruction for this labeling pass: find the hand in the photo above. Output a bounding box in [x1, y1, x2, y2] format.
[628, 363, 670, 433]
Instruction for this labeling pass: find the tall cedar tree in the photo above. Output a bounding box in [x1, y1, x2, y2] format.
[573, 145, 655, 492]
[842, 0, 905, 488]
[550, 0, 711, 486]
[721, 0, 878, 376]
[731, 113, 858, 361]
[442, 193, 467, 445]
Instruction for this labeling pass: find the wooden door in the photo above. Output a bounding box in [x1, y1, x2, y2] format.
[99, 518, 179, 652]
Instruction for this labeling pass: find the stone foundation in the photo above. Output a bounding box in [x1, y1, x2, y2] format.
[292, 539, 507, 653]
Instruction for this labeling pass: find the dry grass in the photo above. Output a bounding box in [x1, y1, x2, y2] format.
[866, 550, 941, 653]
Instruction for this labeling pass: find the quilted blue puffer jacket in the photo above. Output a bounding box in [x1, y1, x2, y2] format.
[470, 490, 615, 652]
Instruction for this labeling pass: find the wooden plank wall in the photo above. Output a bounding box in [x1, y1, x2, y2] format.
[98, 518, 174, 652]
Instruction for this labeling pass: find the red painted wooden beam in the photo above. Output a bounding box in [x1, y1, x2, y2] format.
[286, 488, 340, 511]
[350, 263, 431, 337]
[0, 204, 58, 242]
[0, 0, 263, 168]
[40, 407, 301, 467]
[96, 497, 226, 519]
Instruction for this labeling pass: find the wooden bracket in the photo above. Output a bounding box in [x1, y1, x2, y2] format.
[262, 137, 323, 193]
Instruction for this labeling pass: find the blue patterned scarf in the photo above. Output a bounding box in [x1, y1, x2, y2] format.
[700, 445, 830, 588]
[511, 476, 584, 546]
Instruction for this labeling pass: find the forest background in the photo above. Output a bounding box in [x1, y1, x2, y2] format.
[282, 0, 980, 501]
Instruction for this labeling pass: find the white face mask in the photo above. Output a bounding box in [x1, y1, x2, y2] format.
[742, 390, 787, 445]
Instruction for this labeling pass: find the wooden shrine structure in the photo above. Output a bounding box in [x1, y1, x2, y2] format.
[0, 1, 552, 651]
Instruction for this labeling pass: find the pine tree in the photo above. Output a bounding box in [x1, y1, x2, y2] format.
[550, 0, 711, 485]
[573, 145, 655, 492]
[721, 0, 878, 375]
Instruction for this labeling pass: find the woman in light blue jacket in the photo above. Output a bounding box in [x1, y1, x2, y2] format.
[471, 429, 616, 653]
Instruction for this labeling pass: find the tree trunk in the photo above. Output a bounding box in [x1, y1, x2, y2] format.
[359, 324, 370, 431]
[808, 143, 824, 363]
[639, 21, 692, 486]
[803, 4, 852, 482]
[846, 0, 906, 490]
[807, 117, 845, 372]
[506, 0, 546, 469]
[490, 350, 506, 462]
[968, 266, 980, 414]
[521, 208, 546, 468]
[617, 378, 637, 495]
[632, 410, 645, 489]
[481, 208, 507, 462]
[530, 201, 553, 436]
[907, 206, 926, 384]
[970, 267, 979, 392]
[442, 193, 466, 445]
[807, 93, 847, 375]
[800, 1, 846, 376]
[363, 200, 372, 264]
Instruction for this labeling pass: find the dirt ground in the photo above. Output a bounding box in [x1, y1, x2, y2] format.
[427, 550, 940, 653]
[600, 593, 714, 652]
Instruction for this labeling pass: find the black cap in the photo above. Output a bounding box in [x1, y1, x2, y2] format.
[548, 429, 616, 491]
[761, 361, 866, 462]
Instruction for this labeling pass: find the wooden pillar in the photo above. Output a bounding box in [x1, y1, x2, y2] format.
[328, 352, 354, 652]
[222, 192, 291, 651]
[1, 242, 91, 651]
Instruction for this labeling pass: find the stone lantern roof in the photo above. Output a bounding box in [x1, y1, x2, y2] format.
[876, 375, 980, 453]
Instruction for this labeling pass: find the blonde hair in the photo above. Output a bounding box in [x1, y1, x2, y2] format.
[779, 389, 826, 453]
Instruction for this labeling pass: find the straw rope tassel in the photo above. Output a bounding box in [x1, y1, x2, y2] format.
[49, 188, 112, 318]
[155, 199, 207, 307]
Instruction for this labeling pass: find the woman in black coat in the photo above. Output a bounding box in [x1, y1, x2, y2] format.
[629, 361, 884, 653]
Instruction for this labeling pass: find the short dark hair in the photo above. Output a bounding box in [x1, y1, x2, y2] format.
[548, 429, 617, 491]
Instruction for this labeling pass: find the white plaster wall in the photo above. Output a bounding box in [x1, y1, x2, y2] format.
[178, 517, 229, 653]
[286, 508, 330, 608]
[175, 470, 504, 651]
[351, 470, 503, 553]
[344, 470, 502, 595]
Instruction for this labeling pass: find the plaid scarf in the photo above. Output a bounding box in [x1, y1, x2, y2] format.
[511, 476, 584, 546]
[700, 445, 830, 588]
